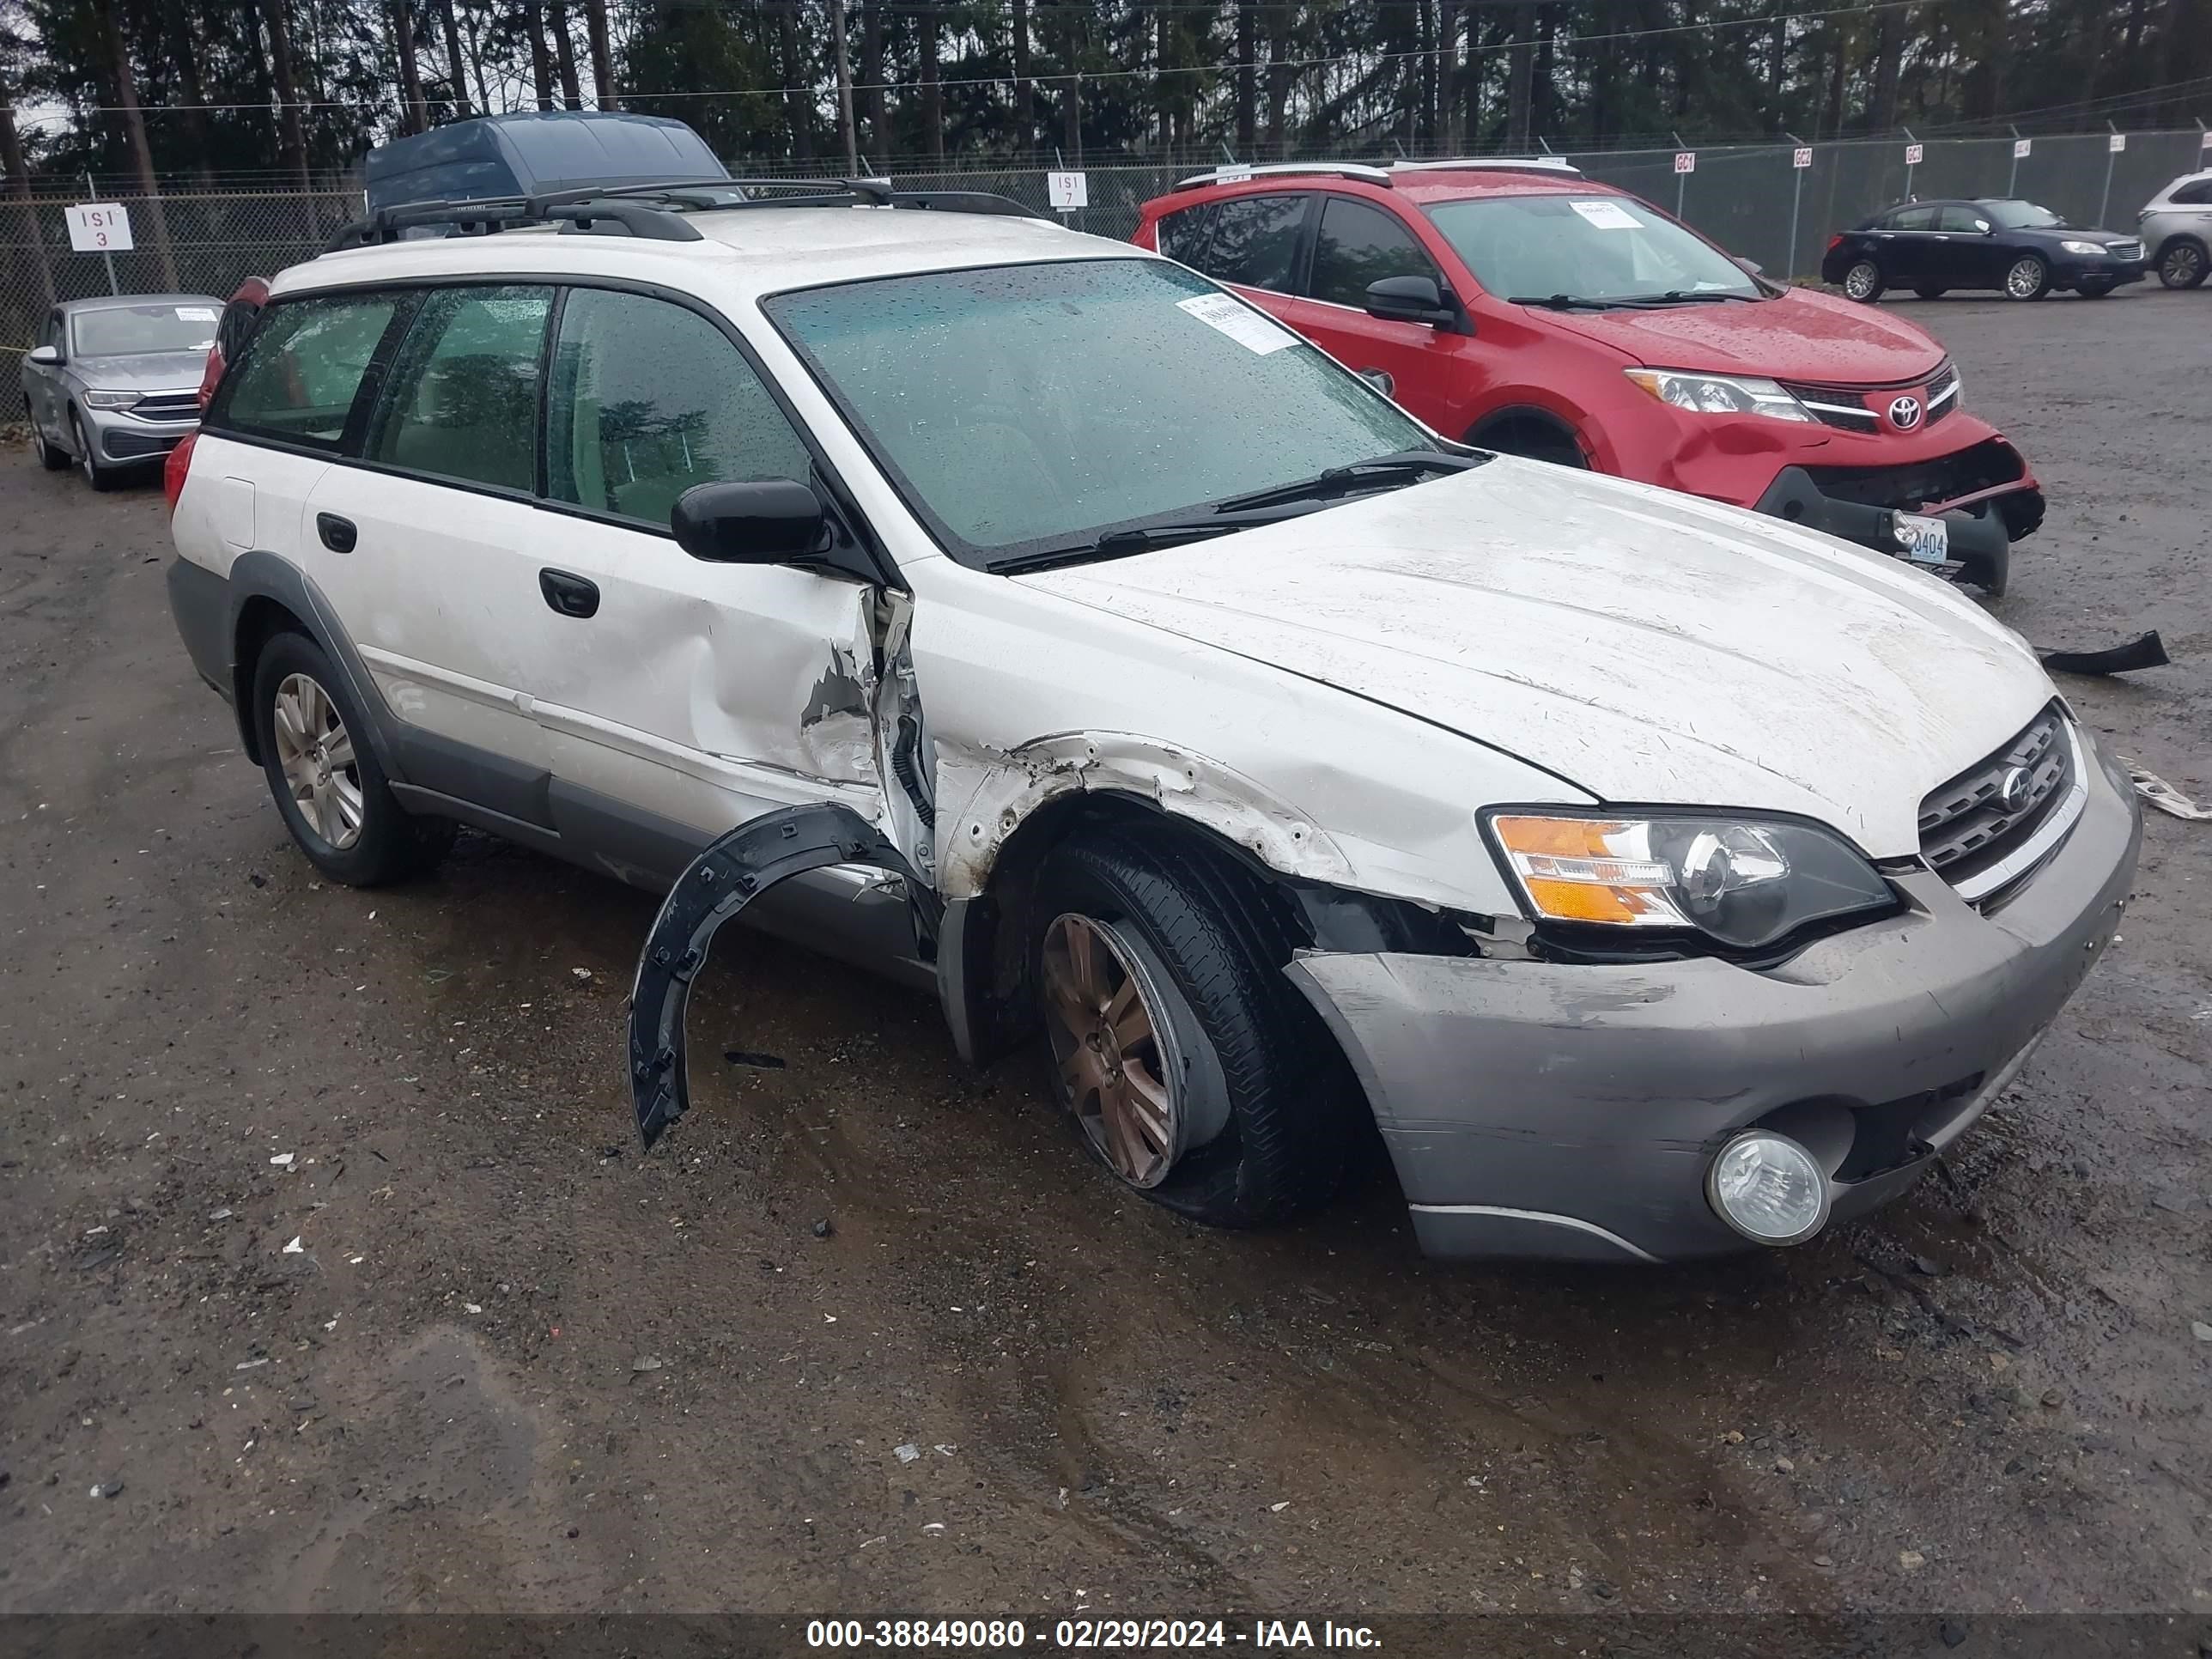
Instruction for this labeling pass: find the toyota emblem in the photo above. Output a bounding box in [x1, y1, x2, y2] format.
[1888, 394, 1924, 430]
[1997, 765, 2032, 811]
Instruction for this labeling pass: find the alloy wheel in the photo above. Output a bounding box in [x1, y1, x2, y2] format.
[1041, 913, 1182, 1188]
[2160, 243, 2205, 289]
[272, 672, 365, 849]
[2005, 258, 2045, 299]
[1844, 263, 1878, 300]
[72, 415, 96, 486]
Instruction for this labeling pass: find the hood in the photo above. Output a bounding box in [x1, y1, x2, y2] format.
[70, 349, 208, 392]
[1017, 459, 2054, 860]
[1541, 287, 1945, 384]
[2023, 223, 2129, 244]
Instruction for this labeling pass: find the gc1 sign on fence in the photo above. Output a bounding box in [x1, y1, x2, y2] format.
[1792, 147, 1813, 169]
[1905, 143, 1923, 166]
[2013, 137, 2033, 159]
[1672, 151, 1695, 173]
[64, 203, 133, 252]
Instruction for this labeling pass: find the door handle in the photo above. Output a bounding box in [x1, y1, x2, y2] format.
[538, 568, 599, 619]
[315, 512, 356, 553]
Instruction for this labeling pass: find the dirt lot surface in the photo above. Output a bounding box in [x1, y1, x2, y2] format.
[3, 287, 2208, 1638]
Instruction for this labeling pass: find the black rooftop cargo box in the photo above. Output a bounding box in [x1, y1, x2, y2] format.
[363, 111, 727, 213]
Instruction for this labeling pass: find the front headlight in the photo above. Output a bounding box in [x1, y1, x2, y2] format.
[82, 389, 141, 410]
[1484, 811, 1895, 951]
[2059, 240, 2106, 257]
[1623, 368, 1813, 422]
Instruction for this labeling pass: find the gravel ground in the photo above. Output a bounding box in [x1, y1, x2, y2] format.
[1, 285, 2207, 1634]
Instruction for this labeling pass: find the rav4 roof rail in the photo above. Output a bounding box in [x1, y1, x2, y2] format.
[1388, 156, 1583, 174]
[1172, 161, 1395, 191]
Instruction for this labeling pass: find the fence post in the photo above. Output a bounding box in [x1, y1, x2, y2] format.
[2098, 122, 2121, 227]
[1784, 133, 1806, 283]
[1672, 131, 1686, 217]
[2006, 125, 2021, 196]
[85, 169, 117, 295]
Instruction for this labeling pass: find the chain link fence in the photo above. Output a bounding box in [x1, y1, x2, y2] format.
[8, 127, 2208, 416]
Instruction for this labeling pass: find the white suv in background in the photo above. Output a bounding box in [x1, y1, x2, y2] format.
[2141, 167, 2212, 289]
[165, 180, 2138, 1266]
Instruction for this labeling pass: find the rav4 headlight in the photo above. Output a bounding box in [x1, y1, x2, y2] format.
[1624, 368, 1813, 422]
[1485, 811, 1894, 951]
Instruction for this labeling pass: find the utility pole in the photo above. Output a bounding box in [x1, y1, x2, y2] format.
[832, 0, 859, 176]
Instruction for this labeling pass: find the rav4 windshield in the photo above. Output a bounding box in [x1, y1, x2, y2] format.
[1425, 194, 1760, 304]
[763, 258, 1426, 568]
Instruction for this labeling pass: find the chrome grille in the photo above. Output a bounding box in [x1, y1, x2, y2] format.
[1918, 705, 2075, 887]
[1782, 381, 1877, 432]
[131, 391, 201, 422]
[1923, 365, 1959, 427]
[2107, 239, 2144, 261]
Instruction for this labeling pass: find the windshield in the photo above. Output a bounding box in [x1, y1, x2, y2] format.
[1980, 199, 2063, 229]
[71, 301, 220, 357]
[1425, 193, 1761, 305]
[763, 258, 1428, 568]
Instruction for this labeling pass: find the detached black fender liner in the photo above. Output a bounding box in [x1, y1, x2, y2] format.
[629, 804, 936, 1149]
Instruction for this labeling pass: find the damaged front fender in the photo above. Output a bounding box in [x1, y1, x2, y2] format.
[629, 803, 936, 1148]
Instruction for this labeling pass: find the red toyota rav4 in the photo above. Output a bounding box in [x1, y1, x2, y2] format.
[1133, 161, 2044, 594]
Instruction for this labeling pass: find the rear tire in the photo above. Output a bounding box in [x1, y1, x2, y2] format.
[251, 630, 453, 887]
[36, 432, 70, 470]
[1030, 830, 1358, 1230]
[2004, 254, 2051, 301]
[1913, 286, 1947, 300]
[1842, 260, 1885, 302]
[2155, 237, 2208, 289]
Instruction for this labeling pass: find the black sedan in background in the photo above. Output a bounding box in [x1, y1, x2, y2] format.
[1824, 198, 2147, 301]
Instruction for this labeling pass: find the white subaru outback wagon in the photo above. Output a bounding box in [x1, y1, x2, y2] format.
[166, 179, 2139, 1263]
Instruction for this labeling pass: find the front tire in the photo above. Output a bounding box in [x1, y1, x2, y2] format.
[1842, 259, 1885, 302]
[2004, 254, 2051, 301]
[2155, 238, 2207, 289]
[70, 413, 118, 491]
[36, 430, 70, 470]
[2076, 279, 2116, 299]
[1031, 830, 1358, 1229]
[251, 630, 453, 887]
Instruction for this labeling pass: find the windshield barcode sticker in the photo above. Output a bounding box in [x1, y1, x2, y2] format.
[1568, 199, 1639, 230]
[176, 306, 219, 321]
[1176, 292, 1297, 355]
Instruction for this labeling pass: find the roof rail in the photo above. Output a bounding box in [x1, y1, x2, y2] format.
[1388, 156, 1583, 174]
[324, 174, 1049, 252]
[1172, 161, 1395, 191]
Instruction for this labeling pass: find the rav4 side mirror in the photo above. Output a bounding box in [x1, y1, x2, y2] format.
[27, 344, 62, 366]
[1733, 255, 1764, 276]
[672, 478, 829, 565]
[1364, 275, 1460, 329]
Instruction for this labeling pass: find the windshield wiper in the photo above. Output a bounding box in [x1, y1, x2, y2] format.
[1206, 449, 1485, 514]
[1614, 289, 1760, 307]
[1506, 293, 1632, 310]
[991, 514, 1286, 574]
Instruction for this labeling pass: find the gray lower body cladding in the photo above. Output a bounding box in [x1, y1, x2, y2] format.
[1286, 737, 2142, 1263]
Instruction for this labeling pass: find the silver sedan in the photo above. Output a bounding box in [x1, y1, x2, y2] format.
[21, 294, 224, 490]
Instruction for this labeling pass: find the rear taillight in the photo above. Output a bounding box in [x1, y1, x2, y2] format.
[1826, 234, 1844, 252]
[164, 431, 198, 517]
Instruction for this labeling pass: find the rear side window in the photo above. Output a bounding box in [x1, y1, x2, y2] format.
[214, 297, 260, 364]
[367, 284, 553, 492]
[216, 294, 401, 448]
[1888, 205, 1939, 231]
[1936, 205, 1990, 233]
[1167, 193, 1309, 293]
[546, 287, 811, 529]
[1153, 203, 1218, 267]
[2172, 179, 2212, 206]
[1309, 197, 1438, 307]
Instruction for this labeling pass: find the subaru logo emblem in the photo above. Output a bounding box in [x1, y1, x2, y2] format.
[1888, 394, 1923, 430]
[1997, 765, 2031, 811]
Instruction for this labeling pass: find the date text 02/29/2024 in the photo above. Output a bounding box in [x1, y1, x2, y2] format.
[804, 1619, 1382, 1649]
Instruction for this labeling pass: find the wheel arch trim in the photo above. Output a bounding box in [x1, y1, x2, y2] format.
[224, 550, 403, 782]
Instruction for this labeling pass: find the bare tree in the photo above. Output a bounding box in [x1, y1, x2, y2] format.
[394, 0, 428, 132]
[524, 2, 555, 109]
[260, 0, 313, 191]
[582, 0, 614, 106]
[91, 0, 179, 284]
[861, 0, 885, 155]
[918, 0, 943, 162]
[1012, 0, 1034, 151]
[832, 0, 859, 173]
[548, 0, 582, 106]
[1, 68, 53, 309]
[437, 0, 472, 114]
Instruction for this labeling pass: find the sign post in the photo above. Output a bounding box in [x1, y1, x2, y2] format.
[2008, 133, 2031, 196]
[65, 196, 132, 295]
[1672, 148, 1695, 217]
[1903, 137, 1923, 198]
[1787, 141, 1813, 282]
[2099, 130, 2125, 228]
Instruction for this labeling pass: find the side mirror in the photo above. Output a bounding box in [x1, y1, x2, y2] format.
[1364, 274, 1458, 329]
[27, 344, 61, 366]
[672, 478, 828, 564]
[1733, 255, 1764, 276]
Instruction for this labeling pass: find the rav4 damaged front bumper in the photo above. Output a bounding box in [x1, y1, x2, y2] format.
[1284, 735, 2141, 1264]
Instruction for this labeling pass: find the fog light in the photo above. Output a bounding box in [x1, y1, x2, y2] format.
[1707, 1131, 1830, 1245]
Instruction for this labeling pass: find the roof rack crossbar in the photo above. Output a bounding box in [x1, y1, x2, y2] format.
[1387, 156, 1583, 174]
[323, 175, 1050, 254]
[1172, 161, 1394, 191]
